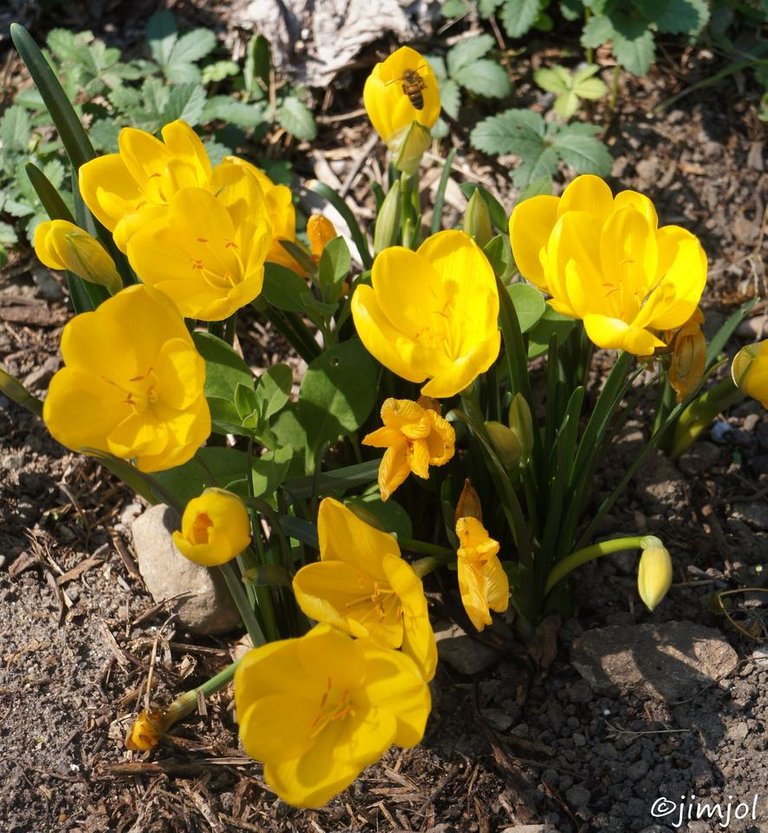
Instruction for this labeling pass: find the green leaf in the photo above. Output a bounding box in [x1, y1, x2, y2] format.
[447, 34, 495, 74]
[527, 307, 577, 359]
[251, 445, 294, 497]
[534, 66, 572, 94]
[346, 494, 413, 540]
[655, 0, 709, 34]
[193, 331, 254, 400]
[201, 60, 240, 85]
[152, 447, 249, 504]
[261, 263, 310, 313]
[551, 124, 612, 175]
[298, 339, 377, 460]
[443, 0, 472, 15]
[458, 59, 511, 98]
[255, 363, 293, 421]
[0, 221, 18, 246]
[440, 78, 462, 120]
[425, 54, 447, 82]
[612, 28, 655, 75]
[478, 0, 504, 15]
[277, 97, 317, 141]
[553, 91, 580, 119]
[500, 0, 543, 37]
[580, 14, 615, 48]
[146, 10, 178, 68]
[171, 28, 217, 66]
[470, 107, 545, 156]
[202, 97, 267, 128]
[318, 236, 351, 302]
[163, 84, 206, 125]
[244, 34, 271, 98]
[507, 282, 546, 332]
[89, 119, 121, 152]
[0, 106, 30, 151]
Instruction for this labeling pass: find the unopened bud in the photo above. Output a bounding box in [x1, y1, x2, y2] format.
[485, 420, 522, 468]
[463, 189, 493, 248]
[374, 180, 402, 254]
[391, 121, 432, 176]
[307, 214, 337, 263]
[507, 393, 534, 463]
[637, 537, 673, 612]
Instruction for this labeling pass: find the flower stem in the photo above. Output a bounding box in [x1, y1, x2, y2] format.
[163, 658, 241, 729]
[544, 535, 644, 595]
[217, 561, 266, 647]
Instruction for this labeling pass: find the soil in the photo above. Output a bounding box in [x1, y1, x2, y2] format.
[2, 4, 768, 833]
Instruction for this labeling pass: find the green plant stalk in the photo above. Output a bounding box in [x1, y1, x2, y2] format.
[0, 366, 43, 417]
[309, 180, 373, 269]
[430, 148, 457, 235]
[162, 658, 241, 730]
[669, 377, 745, 460]
[217, 561, 266, 647]
[411, 549, 455, 578]
[400, 171, 419, 249]
[259, 306, 321, 363]
[399, 538, 454, 559]
[544, 535, 645, 595]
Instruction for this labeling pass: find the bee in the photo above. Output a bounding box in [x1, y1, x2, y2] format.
[385, 66, 429, 110]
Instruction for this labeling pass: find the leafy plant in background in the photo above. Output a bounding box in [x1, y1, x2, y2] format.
[0, 11, 316, 250]
[426, 33, 511, 136]
[533, 63, 607, 118]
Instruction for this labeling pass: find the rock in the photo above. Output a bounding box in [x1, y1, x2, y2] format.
[726, 721, 749, 742]
[435, 624, 499, 675]
[571, 621, 739, 700]
[677, 441, 721, 475]
[632, 448, 686, 509]
[565, 784, 591, 808]
[639, 827, 675, 833]
[31, 265, 65, 301]
[131, 505, 241, 635]
[627, 758, 650, 780]
[481, 707, 515, 732]
[732, 502, 768, 531]
[572, 732, 586, 747]
[24, 356, 60, 390]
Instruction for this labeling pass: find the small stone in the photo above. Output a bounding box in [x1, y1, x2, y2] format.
[626, 758, 650, 780]
[131, 504, 241, 635]
[677, 441, 720, 475]
[726, 721, 749, 742]
[24, 356, 60, 390]
[572, 732, 586, 747]
[632, 448, 686, 509]
[435, 625, 499, 675]
[571, 621, 739, 700]
[32, 265, 65, 301]
[565, 784, 591, 809]
[638, 826, 675, 833]
[481, 707, 514, 732]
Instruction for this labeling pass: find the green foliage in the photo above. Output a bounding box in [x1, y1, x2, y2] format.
[470, 108, 612, 187]
[581, 0, 710, 75]
[1, 13, 316, 248]
[442, 0, 553, 38]
[534, 63, 608, 119]
[427, 34, 510, 137]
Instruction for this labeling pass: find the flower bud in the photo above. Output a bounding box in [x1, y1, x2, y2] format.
[391, 121, 433, 176]
[463, 190, 493, 248]
[172, 488, 251, 567]
[508, 393, 534, 463]
[373, 180, 402, 254]
[637, 537, 673, 611]
[732, 339, 768, 408]
[485, 420, 522, 468]
[455, 479, 483, 524]
[307, 214, 337, 263]
[34, 219, 122, 294]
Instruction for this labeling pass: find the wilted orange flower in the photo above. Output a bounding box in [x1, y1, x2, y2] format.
[666, 308, 706, 402]
[363, 396, 454, 501]
[455, 516, 509, 632]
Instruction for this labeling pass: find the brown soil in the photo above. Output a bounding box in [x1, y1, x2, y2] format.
[1, 5, 768, 833]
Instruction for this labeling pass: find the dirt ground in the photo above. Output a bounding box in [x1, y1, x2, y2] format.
[2, 3, 768, 832]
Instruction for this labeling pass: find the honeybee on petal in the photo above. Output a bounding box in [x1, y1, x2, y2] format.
[386, 66, 429, 110]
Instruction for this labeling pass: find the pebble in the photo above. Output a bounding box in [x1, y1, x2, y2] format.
[481, 708, 514, 732]
[726, 721, 749, 742]
[435, 624, 500, 676]
[626, 758, 650, 780]
[572, 732, 586, 747]
[565, 784, 591, 808]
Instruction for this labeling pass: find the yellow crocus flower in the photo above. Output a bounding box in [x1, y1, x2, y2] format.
[34, 219, 122, 294]
[42, 284, 210, 472]
[234, 623, 430, 808]
[732, 339, 768, 408]
[125, 162, 271, 321]
[509, 175, 707, 356]
[292, 498, 437, 681]
[79, 120, 215, 252]
[352, 229, 500, 398]
[363, 46, 440, 172]
[172, 488, 251, 567]
[455, 516, 509, 632]
[362, 396, 454, 501]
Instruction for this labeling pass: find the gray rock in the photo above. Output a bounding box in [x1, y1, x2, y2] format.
[638, 827, 675, 833]
[633, 449, 686, 509]
[627, 758, 650, 780]
[726, 721, 749, 742]
[131, 504, 241, 635]
[571, 621, 739, 700]
[481, 707, 514, 732]
[565, 784, 591, 808]
[677, 441, 721, 475]
[572, 732, 586, 747]
[435, 624, 499, 675]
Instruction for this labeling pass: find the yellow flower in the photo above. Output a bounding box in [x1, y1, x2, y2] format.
[222, 157, 305, 273]
[172, 488, 251, 567]
[43, 284, 210, 472]
[79, 120, 215, 252]
[352, 229, 500, 398]
[362, 397, 454, 501]
[732, 339, 768, 408]
[637, 540, 673, 611]
[292, 498, 437, 681]
[125, 163, 271, 321]
[363, 46, 440, 172]
[509, 175, 707, 356]
[34, 220, 122, 294]
[307, 214, 337, 263]
[455, 516, 509, 632]
[234, 623, 430, 808]
[364, 46, 440, 141]
[666, 308, 706, 402]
